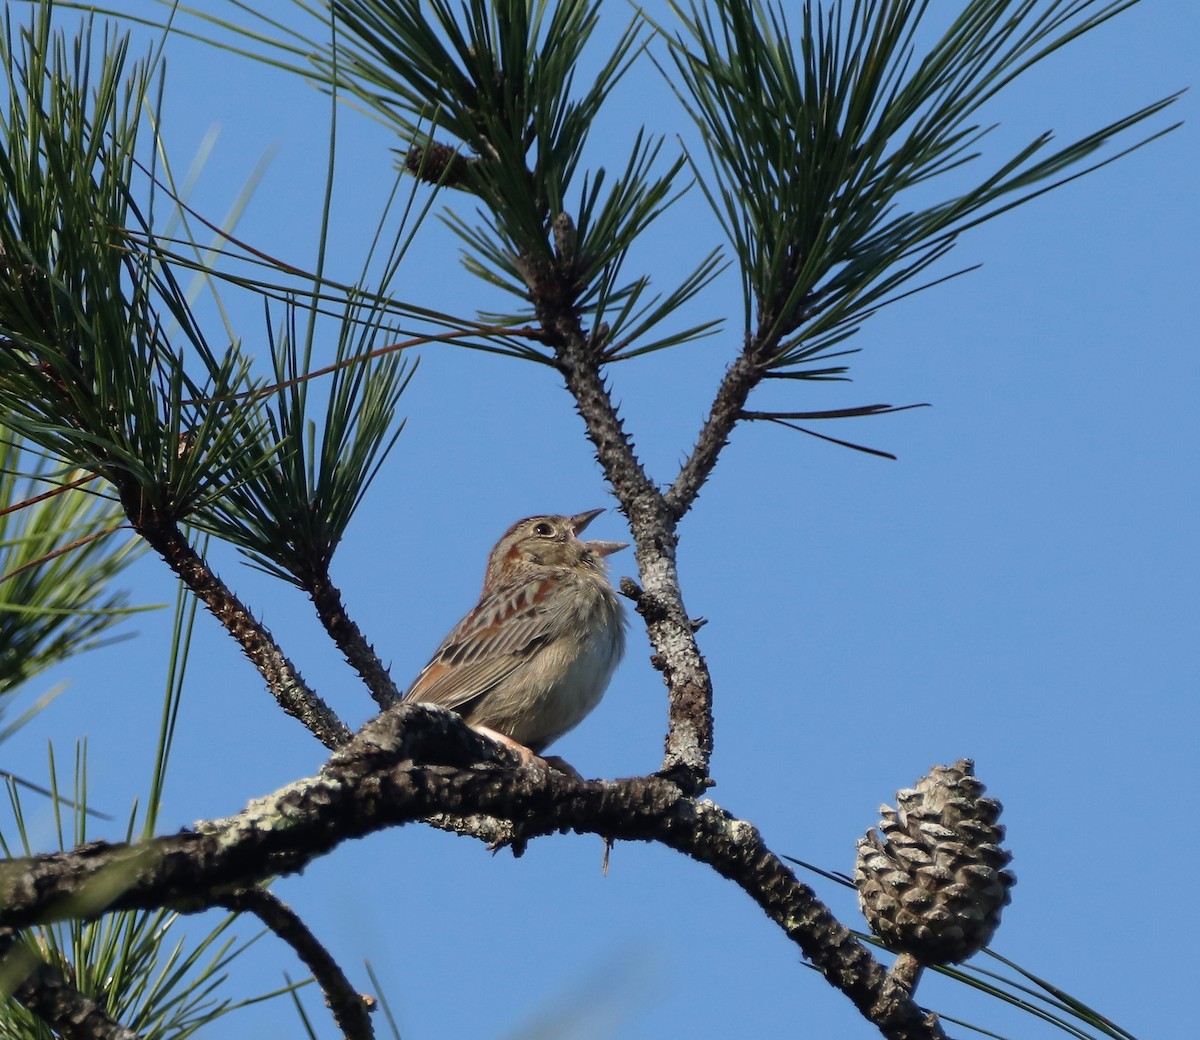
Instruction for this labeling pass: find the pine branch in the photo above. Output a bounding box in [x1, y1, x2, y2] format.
[306, 569, 400, 709]
[129, 509, 351, 749]
[667, 349, 765, 520]
[536, 270, 714, 792]
[0, 705, 944, 1040]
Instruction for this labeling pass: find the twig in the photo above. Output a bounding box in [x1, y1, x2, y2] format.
[0, 523, 128, 585]
[306, 569, 400, 709]
[130, 514, 350, 749]
[219, 887, 374, 1040]
[667, 351, 764, 521]
[177, 325, 543, 407]
[0, 471, 98, 517]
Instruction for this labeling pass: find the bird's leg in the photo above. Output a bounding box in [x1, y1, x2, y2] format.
[470, 724, 544, 769]
[470, 725, 582, 779]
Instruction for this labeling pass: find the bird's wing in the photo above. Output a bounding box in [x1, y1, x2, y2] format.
[402, 574, 560, 714]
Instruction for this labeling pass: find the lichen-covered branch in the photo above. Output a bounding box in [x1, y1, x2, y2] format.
[0, 706, 942, 1040]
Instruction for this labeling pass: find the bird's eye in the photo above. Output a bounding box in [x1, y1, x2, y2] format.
[533, 521, 554, 536]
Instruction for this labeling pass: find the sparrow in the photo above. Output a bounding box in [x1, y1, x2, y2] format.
[403, 509, 627, 767]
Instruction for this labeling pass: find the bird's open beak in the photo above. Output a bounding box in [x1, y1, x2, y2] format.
[569, 508, 605, 534]
[570, 508, 628, 557]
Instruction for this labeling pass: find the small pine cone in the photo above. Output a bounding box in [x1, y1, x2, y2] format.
[552, 211, 577, 265]
[855, 759, 1015, 964]
[402, 141, 471, 189]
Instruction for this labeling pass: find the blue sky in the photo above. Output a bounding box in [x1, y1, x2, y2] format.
[4, 2, 1197, 1037]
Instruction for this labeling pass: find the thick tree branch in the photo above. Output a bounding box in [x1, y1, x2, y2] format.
[219, 887, 374, 1040]
[0, 706, 942, 1040]
[0, 931, 143, 1040]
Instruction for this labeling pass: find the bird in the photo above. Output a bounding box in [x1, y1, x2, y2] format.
[403, 509, 627, 769]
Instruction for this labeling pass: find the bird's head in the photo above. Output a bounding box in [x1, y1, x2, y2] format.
[486, 508, 627, 581]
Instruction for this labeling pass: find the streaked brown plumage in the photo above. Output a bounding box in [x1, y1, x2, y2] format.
[403, 509, 626, 762]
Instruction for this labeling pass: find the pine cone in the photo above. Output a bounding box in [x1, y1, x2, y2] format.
[402, 141, 472, 189]
[855, 759, 1015, 964]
